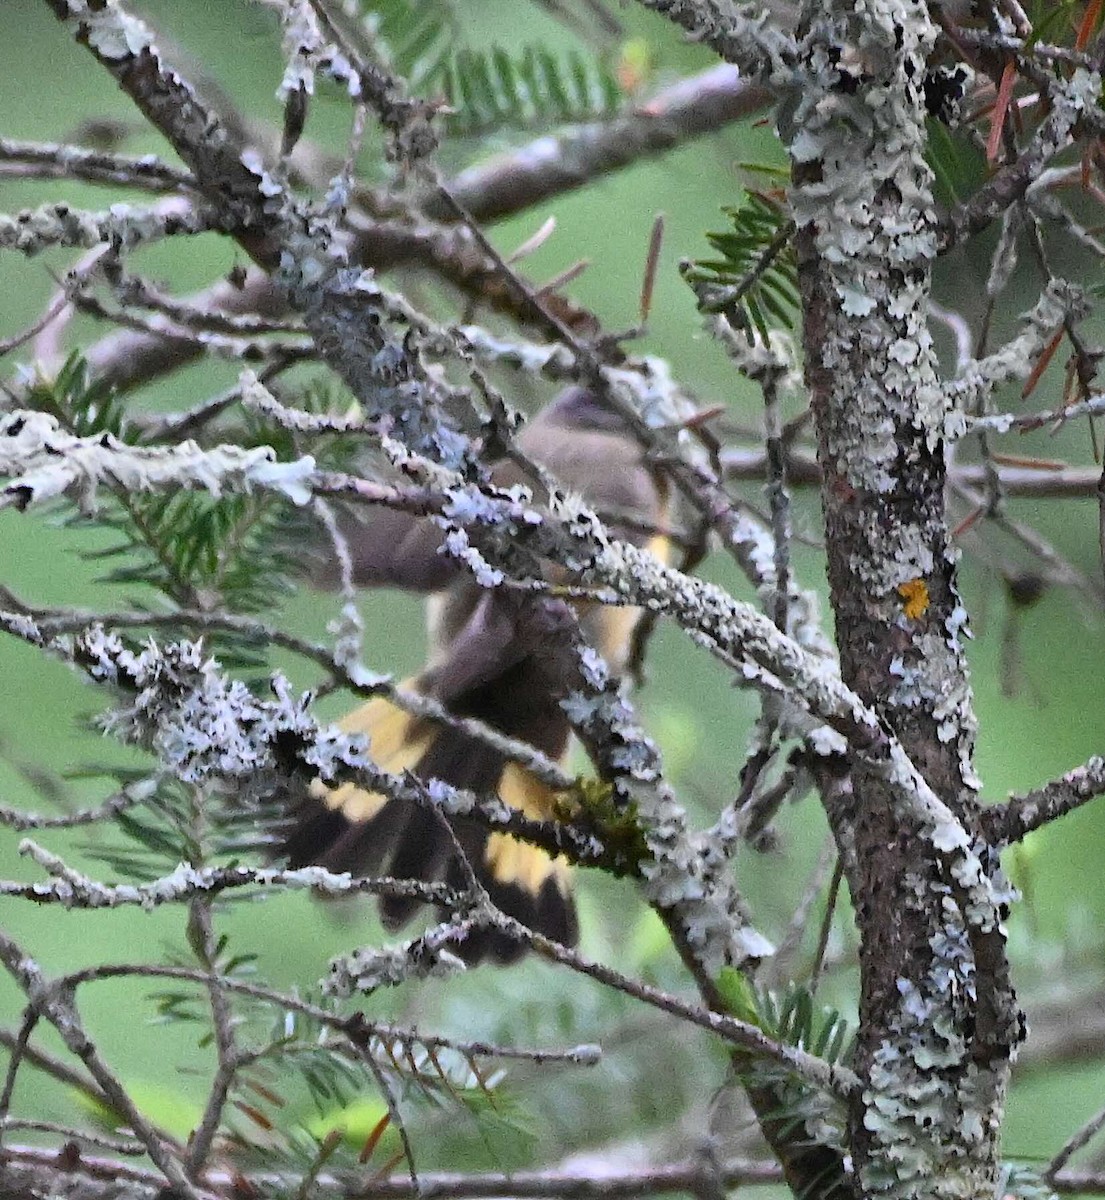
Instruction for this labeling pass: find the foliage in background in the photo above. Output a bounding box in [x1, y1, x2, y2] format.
[1, 0, 1105, 1198]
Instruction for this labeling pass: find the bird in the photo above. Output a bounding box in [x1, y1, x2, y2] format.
[283, 387, 674, 963]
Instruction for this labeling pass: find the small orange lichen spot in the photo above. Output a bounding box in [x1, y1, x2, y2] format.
[897, 578, 929, 620]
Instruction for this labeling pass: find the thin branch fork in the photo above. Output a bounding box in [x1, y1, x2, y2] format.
[37, 957, 598, 1075]
[0, 929, 201, 1199]
[491, 912, 859, 1096]
[0, 136, 198, 193]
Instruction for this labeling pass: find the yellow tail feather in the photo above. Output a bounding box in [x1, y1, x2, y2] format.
[310, 697, 569, 899]
[310, 694, 434, 824]
[483, 763, 571, 896]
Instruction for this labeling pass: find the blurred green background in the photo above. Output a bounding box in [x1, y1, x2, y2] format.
[1, 0, 1104, 1184]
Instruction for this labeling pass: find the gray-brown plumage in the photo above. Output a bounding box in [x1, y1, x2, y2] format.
[284, 388, 673, 962]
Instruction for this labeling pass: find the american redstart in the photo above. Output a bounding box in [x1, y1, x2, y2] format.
[284, 388, 674, 962]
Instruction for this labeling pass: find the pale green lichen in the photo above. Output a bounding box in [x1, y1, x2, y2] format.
[61, 0, 152, 61]
[0, 410, 316, 512]
[780, 0, 1015, 1190]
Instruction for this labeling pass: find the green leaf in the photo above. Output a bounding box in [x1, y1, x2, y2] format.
[926, 118, 984, 210]
[75, 1081, 204, 1140]
[716, 966, 763, 1028]
[304, 1097, 392, 1148]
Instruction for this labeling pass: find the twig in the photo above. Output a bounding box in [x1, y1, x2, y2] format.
[412, 65, 771, 224]
[762, 838, 837, 989]
[719, 444, 1105, 499]
[2, 851, 461, 911]
[69, 289, 313, 365]
[969, 391, 1105, 434]
[980, 757, 1105, 845]
[761, 362, 792, 633]
[103, 268, 307, 337]
[183, 898, 239, 1176]
[1047, 1100, 1105, 1182]
[358, 1044, 419, 1192]
[0, 1009, 39, 1138]
[0, 1145, 788, 1198]
[0, 1026, 108, 1106]
[949, 476, 1104, 606]
[809, 857, 845, 995]
[0, 780, 152, 832]
[486, 912, 859, 1098]
[56, 960, 592, 1071]
[0, 929, 198, 1197]
[0, 1118, 144, 1156]
[0, 136, 197, 194]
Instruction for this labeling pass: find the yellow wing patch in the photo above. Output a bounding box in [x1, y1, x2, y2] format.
[484, 763, 570, 894]
[645, 531, 673, 563]
[310, 690, 573, 900]
[310, 695, 435, 825]
[582, 532, 672, 673]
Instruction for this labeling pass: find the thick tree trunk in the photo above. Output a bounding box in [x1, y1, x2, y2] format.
[791, 1, 1021, 1194]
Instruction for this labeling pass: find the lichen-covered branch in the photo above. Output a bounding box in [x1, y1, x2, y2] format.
[938, 68, 1103, 251]
[0, 198, 218, 256]
[0, 929, 200, 1198]
[981, 757, 1105, 846]
[631, 0, 795, 80]
[941, 282, 1089, 429]
[1, 847, 460, 911]
[0, 409, 317, 512]
[0, 136, 198, 193]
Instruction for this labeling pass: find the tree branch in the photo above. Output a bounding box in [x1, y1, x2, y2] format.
[980, 757, 1105, 846]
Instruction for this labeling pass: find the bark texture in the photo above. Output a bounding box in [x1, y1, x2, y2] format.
[790, 1, 1021, 1195]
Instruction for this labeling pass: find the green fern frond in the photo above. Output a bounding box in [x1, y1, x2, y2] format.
[267, 999, 526, 1139]
[722, 983, 852, 1168]
[90, 490, 293, 614]
[343, 1, 622, 137]
[19, 354, 289, 614]
[24, 350, 132, 442]
[84, 777, 195, 881]
[757, 983, 854, 1065]
[26, 358, 372, 620]
[683, 190, 799, 339]
[439, 45, 622, 138]
[85, 773, 279, 880]
[349, 0, 460, 93]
